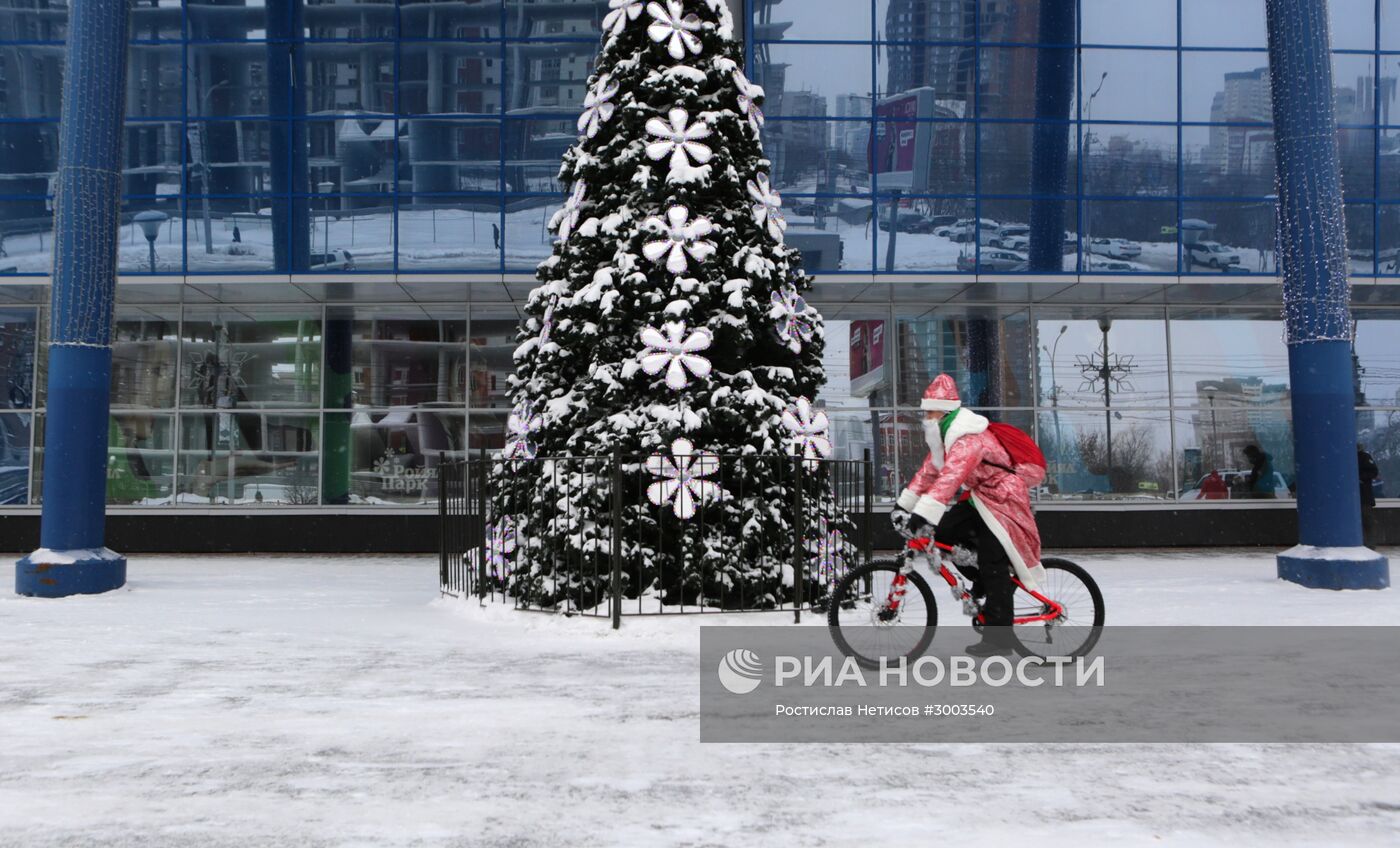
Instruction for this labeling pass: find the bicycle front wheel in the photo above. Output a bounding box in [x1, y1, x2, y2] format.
[828, 559, 938, 670]
[1010, 558, 1105, 660]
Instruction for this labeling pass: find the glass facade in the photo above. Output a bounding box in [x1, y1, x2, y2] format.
[0, 1, 1396, 510]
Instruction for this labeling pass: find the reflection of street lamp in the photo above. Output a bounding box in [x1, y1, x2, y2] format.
[318, 181, 334, 260]
[134, 210, 168, 273]
[1041, 323, 1068, 462]
[195, 79, 229, 255]
[1207, 392, 1219, 469]
[1081, 71, 1108, 260]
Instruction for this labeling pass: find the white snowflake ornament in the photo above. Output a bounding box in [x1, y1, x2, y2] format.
[577, 75, 619, 139]
[603, 0, 645, 37]
[646, 437, 721, 519]
[747, 173, 786, 242]
[806, 517, 847, 587]
[734, 70, 765, 133]
[642, 205, 715, 274]
[781, 396, 832, 464]
[645, 108, 713, 174]
[484, 516, 517, 576]
[646, 0, 703, 60]
[639, 321, 713, 390]
[552, 181, 587, 242]
[770, 288, 815, 353]
[503, 400, 542, 460]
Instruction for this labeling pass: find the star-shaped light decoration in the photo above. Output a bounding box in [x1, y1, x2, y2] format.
[781, 396, 832, 466]
[733, 70, 765, 134]
[641, 204, 715, 274]
[638, 321, 713, 390]
[646, 437, 721, 519]
[577, 75, 619, 139]
[646, 0, 703, 60]
[502, 400, 542, 460]
[746, 173, 786, 242]
[645, 108, 713, 175]
[551, 180, 588, 243]
[603, 0, 645, 37]
[770, 288, 815, 353]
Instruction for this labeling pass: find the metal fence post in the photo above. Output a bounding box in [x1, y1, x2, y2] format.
[611, 451, 623, 630]
[792, 455, 804, 624]
[438, 451, 448, 595]
[863, 448, 874, 567]
[477, 446, 488, 600]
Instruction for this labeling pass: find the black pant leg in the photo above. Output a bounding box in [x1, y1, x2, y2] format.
[974, 511, 1014, 628]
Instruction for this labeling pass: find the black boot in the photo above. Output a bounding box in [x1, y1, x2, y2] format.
[965, 627, 1015, 657]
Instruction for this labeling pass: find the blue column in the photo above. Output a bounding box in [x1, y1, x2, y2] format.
[1027, 0, 1075, 272]
[1265, 0, 1388, 589]
[15, 0, 132, 596]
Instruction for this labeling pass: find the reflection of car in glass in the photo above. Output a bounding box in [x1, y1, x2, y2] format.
[948, 218, 1000, 244]
[956, 249, 1027, 272]
[996, 234, 1030, 252]
[310, 249, 357, 270]
[877, 211, 936, 233]
[1181, 469, 1290, 500]
[1186, 241, 1241, 269]
[990, 224, 1029, 248]
[1087, 237, 1142, 259]
[1086, 257, 1136, 272]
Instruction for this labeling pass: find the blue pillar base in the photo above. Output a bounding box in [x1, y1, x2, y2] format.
[1277, 545, 1390, 590]
[15, 548, 127, 597]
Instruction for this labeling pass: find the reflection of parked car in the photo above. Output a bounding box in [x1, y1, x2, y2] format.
[878, 211, 935, 233]
[956, 249, 1027, 272]
[949, 218, 1000, 244]
[996, 234, 1030, 252]
[1087, 237, 1142, 259]
[311, 249, 357, 270]
[1181, 469, 1290, 500]
[1185, 241, 1241, 269]
[990, 224, 1029, 248]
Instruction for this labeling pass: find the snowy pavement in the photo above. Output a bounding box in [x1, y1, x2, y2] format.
[2, 549, 1398, 847]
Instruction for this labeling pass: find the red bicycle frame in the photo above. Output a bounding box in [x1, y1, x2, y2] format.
[884, 537, 1065, 626]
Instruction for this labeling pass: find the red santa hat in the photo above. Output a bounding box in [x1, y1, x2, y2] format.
[920, 373, 961, 411]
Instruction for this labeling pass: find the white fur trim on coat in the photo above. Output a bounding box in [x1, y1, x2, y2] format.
[896, 489, 920, 513]
[969, 493, 1044, 591]
[911, 496, 948, 525]
[942, 408, 989, 451]
[921, 397, 961, 411]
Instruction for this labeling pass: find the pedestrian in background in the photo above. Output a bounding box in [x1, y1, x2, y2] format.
[1358, 444, 1380, 546]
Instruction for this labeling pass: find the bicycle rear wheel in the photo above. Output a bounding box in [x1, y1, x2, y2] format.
[1010, 558, 1104, 660]
[828, 559, 938, 670]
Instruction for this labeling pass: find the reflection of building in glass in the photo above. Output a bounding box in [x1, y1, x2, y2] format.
[1191, 377, 1292, 474]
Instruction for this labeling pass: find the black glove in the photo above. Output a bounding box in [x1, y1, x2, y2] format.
[890, 508, 913, 537]
[891, 509, 933, 539]
[908, 512, 933, 539]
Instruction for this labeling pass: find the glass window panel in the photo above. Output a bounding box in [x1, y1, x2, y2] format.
[977, 0, 1074, 43]
[305, 195, 394, 271]
[119, 198, 182, 274]
[183, 121, 273, 196]
[868, 118, 969, 195]
[0, 198, 53, 274]
[189, 43, 277, 117]
[1039, 410, 1173, 501]
[184, 198, 287, 273]
[1357, 410, 1400, 499]
[1169, 307, 1289, 407]
[1174, 408, 1294, 500]
[104, 413, 176, 505]
[877, 42, 976, 113]
[1181, 201, 1275, 273]
[0, 410, 29, 504]
[304, 0, 397, 41]
[181, 309, 323, 408]
[1080, 0, 1174, 47]
[401, 0, 502, 40]
[187, 0, 277, 41]
[1035, 310, 1169, 409]
[974, 198, 1076, 272]
[503, 195, 561, 272]
[1349, 201, 1377, 274]
[979, 122, 1075, 197]
[126, 43, 182, 118]
[1080, 49, 1174, 123]
[0, 44, 65, 119]
[821, 409, 892, 499]
[322, 306, 467, 409]
[398, 196, 503, 271]
[503, 41, 595, 113]
[1379, 204, 1400, 273]
[763, 0, 871, 41]
[0, 1, 68, 42]
[111, 307, 179, 409]
[763, 120, 875, 194]
[406, 119, 502, 193]
[505, 0, 608, 40]
[399, 41, 503, 116]
[0, 306, 35, 409]
[129, 0, 182, 41]
[1330, 0, 1376, 51]
[1182, 52, 1270, 124]
[1380, 129, 1400, 200]
[1084, 123, 1178, 197]
[978, 47, 1078, 120]
[0, 123, 58, 194]
[505, 118, 581, 194]
[875, 196, 969, 272]
[1082, 200, 1177, 274]
[887, 411, 924, 503]
[323, 410, 465, 505]
[1334, 53, 1380, 129]
[1355, 310, 1400, 407]
[814, 307, 893, 408]
[788, 199, 872, 272]
[469, 307, 525, 410]
[877, 0, 975, 43]
[469, 410, 507, 453]
[177, 412, 320, 505]
[1182, 0, 1267, 48]
[1183, 126, 1276, 197]
[897, 306, 1033, 407]
[1384, 2, 1400, 51]
[302, 118, 396, 196]
[123, 121, 183, 197]
[752, 44, 871, 116]
[305, 42, 395, 114]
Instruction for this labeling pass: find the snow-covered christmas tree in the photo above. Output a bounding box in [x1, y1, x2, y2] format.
[499, 0, 846, 610]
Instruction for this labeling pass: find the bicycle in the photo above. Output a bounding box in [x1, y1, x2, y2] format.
[828, 535, 1105, 668]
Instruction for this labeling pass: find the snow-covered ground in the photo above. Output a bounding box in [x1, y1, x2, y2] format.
[2, 549, 1398, 847]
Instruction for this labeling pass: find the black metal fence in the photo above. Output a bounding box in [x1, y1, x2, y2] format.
[438, 450, 873, 627]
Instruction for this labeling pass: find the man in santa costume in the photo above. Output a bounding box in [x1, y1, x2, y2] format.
[891, 374, 1047, 656]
